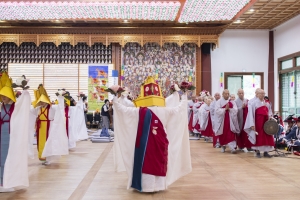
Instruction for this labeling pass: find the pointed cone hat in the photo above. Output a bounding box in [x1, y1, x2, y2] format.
[34, 85, 51, 108]
[0, 72, 9, 88]
[0, 78, 16, 102]
[64, 98, 70, 106]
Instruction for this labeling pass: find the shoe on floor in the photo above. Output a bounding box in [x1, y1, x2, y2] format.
[256, 152, 261, 158]
[221, 146, 226, 153]
[231, 149, 237, 154]
[263, 152, 272, 158]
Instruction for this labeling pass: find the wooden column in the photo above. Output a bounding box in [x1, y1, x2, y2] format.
[268, 31, 275, 110]
[111, 43, 122, 85]
[201, 43, 212, 93]
[196, 46, 202, 96]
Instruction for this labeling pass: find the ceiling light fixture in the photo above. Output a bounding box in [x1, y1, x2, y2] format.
[233, 19, 244, 24]
[249, 8, 255, 12]
[178, 0, 250, 23]
[0, 1, 181, 21]
[124, 19, 128, 23]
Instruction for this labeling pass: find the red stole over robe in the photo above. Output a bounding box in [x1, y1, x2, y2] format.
[131, 107, 169, 192]
[193, 103, 203, 132]
[253, 106, 275, 147]
[201, 112, 213, 137]
[219, 102, 236, 146]
[65, 106, 69, 138]
[188, 106, 194, 132]
[236, 102, 252, 149]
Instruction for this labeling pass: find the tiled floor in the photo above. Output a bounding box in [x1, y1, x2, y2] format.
[1, 139, 300, 200]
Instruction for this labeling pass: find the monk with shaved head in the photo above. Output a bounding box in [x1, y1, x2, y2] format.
[235, 89, 252, 152]
[244, 89, 274, 158]
[213, 89, 240, 153]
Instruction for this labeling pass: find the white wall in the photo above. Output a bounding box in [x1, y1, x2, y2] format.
[211, 29, 269, 96]
[273, 14, 300, 111]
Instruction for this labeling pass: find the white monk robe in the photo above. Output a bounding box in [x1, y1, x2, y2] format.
[210, 100, 217, 128]
[113, 93, 192, 192]
[31, 96, 69, 162]
[74, 99, 89, 141]
[214, 98, 240, 150]
[2, 90, 31, 190]
[244, 98, 274, 152]
[192, 101, 203, 133]
[199, 103, 214, 138]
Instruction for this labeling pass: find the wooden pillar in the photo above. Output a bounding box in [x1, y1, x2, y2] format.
[196, 46, 202, 96]
[201, 43, 212, 94]
[111, 43, 122, 85]
[268, 31, 274, 110]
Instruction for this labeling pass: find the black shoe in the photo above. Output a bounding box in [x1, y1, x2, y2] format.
[263, 152, 272, 158]
[256, 152, 261, 158]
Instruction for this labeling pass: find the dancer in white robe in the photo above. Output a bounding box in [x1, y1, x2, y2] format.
[113, 93, 192, 192]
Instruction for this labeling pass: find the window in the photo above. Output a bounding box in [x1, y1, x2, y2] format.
[278, 51, 300, 119]
[280, 71, 300, 119]
[281, 59, 293, 70]
[296, 57, 300, 67]
[225, 73, 263, 100]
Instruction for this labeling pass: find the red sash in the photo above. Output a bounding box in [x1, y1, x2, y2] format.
[65, 106, 69, 138]
[36, 105, 51, 150]
[0, 103, 15, 134]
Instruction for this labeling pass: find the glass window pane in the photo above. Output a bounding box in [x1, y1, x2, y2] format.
[296, 71, 300, 113]
[281, 74, 289, 108]
[288, 72, 295, 107]
[227, 76, 242, 96]
[296, 57, 300, 67]
[281, 59, 293, 70]
[243, 75, 261, 100]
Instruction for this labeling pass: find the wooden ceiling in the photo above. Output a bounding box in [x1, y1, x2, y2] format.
[0, 0, 299, 35]
[229, 0, 300, 29]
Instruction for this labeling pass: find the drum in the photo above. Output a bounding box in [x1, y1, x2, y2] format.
[263, 119, 279, 135]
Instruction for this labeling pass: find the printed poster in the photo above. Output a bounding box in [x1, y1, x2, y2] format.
[88, 65, 109, 111]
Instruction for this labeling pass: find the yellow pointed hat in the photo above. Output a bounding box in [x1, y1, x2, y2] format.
[0, 72, 9, 88]
[34, 84, 51, 108]
[0, 78, 16, 102]
[64, 98, 70, 106]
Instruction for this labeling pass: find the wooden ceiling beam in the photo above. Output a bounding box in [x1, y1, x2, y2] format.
[232, 0, 259, 21]
[243, 0, 284, 29]
[175, 0, 186, 23]
[270, 1, 300, 28]
[256, 0, 299, 29]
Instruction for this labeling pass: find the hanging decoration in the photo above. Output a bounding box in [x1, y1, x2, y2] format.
[220, 72, 223, 88]
[252, 73, 255, 88]
[179, 0, 250, 23]
[291, 74, 294, 87]
[0, 1, 181, 21]
[188, 71, 192, 82]
[120, 65, 125, 81]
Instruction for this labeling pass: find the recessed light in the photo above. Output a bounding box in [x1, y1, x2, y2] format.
[233, 19, 244, 24]
[124, 19, 128, 23]
[249, 9, 255, 12]
[0, 20, 6, 23]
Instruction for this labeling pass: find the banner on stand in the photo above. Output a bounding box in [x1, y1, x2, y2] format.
[88, 65, 109, 111]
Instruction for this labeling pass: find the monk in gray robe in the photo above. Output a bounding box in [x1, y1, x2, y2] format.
[214, 89, 240, 153]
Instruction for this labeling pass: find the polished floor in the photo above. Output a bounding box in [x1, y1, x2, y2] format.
[1, 137, 300, 200]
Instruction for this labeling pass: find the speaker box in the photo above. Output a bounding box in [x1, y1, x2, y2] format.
[201, 43, 211, 54]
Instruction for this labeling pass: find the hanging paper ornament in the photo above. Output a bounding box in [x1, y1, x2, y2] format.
[252, 73, 255, 88]
[189, 71, 192, 82]
[291, 75, 294, 87]
[0, 1, 180, 21]
[220, 73, 223, 88]
[178, 0, 250, 23]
